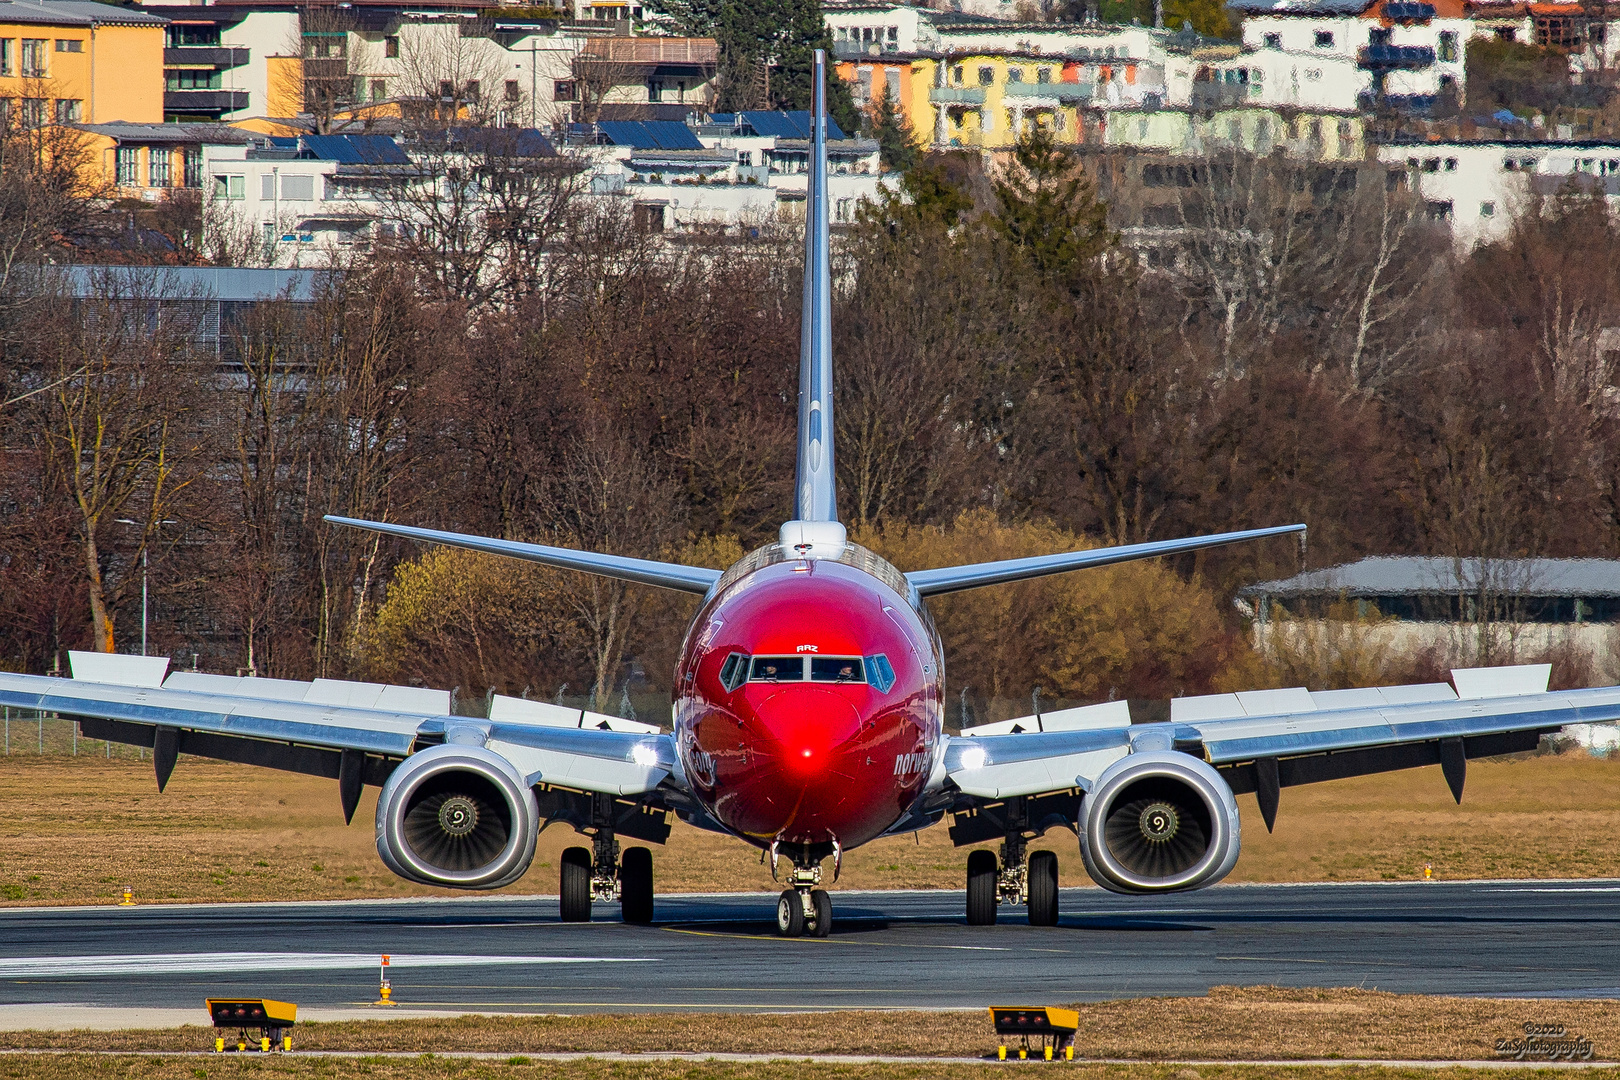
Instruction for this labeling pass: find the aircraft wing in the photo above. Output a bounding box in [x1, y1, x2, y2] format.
[0, 654, 678, 820]
[940, 664, 1620, 824]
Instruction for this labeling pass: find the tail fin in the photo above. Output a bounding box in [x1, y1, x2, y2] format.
[789, 49, 839, 541]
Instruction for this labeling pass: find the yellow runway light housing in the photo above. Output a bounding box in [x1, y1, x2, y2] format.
[988, 1005, 1079, 1061]
[206, 998, 297, 1052]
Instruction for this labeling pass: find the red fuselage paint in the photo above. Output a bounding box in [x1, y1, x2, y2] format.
[673, 546, 944, 851]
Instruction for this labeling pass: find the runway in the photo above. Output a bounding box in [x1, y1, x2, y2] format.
[1, 880, 1617, 1015]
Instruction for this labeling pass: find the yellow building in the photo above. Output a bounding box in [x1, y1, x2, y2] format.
[0, 0, 167, 126]
[837, 51, 1107, 152]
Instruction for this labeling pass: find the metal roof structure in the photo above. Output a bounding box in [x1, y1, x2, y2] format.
[77, 122, 252, 145]
[1239, 556, 1620, 599]
[59, 265, 329, 303]
[597, 120, 705, 150]
[0, 0, 168, 25]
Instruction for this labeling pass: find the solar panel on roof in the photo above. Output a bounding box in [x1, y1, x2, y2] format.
[300, 134, 410, 164]
[739, 111, 847, 140]
[598, 120, 703, 150]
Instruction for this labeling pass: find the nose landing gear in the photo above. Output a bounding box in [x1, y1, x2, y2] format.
[770, 846, 833, 937]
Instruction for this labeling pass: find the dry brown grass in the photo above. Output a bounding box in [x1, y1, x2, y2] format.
[0, 1063, 1594, 1080]
[2, 751, 1620, 906]
[0, 988, 1611, 1062]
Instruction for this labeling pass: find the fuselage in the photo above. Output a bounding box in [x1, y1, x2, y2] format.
[673, 542, 945, 853]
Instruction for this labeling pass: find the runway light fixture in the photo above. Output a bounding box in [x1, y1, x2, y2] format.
[989, 1005, 1079, 1062]
[207, 998, 296, 1053]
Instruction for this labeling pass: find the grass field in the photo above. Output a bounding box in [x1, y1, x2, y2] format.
[0, 1062, 1597, 1080]
[2, 750, 1620, 906]
[0, 987, 1609, 1062]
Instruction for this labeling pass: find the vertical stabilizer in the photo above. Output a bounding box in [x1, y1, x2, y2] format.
[790, 49, 840, 545]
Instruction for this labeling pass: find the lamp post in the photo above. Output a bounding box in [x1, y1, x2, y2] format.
[113, 518, 177, 657]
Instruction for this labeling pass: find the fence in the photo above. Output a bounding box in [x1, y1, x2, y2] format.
[0, 708, 148, 760]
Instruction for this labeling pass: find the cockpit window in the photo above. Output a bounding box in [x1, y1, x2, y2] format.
[749, 656, 805, 682]
[718, 652, 749, 691]
[864, 654, 897, 693]
[810, 656, 865, 683]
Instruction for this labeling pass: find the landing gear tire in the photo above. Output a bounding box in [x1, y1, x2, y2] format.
[620, 846, 654, 925]
[560, 846, 592, 923]
[777, 888, 806, 937]
[1027, 849, 1059, 927]
[809, 889, 832, 937]
[966, 849, 998, 926]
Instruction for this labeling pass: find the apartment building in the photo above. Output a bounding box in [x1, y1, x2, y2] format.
[0, 0, 167, 125]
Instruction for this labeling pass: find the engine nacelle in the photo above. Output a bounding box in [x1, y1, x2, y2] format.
[375, 744, 539, 889]
[1079, 750, 1241, 895]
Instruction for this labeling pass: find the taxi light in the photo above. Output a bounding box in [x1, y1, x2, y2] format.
[206, 998, 297, 1055]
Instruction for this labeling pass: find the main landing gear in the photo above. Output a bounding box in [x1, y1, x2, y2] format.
[966, 833, 1059, 927]
[560, 829, 655, 925]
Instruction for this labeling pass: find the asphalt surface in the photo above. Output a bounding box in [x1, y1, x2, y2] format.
[1, 880, 1618, 1013]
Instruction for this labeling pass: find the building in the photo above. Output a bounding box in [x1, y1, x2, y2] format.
[80, 120, 253, 198]
[0, 0, 168, 125]
[1377, 137, 1620, 248]
[1230, 0, 1475, 111]
[1237, 555, 1620, 681]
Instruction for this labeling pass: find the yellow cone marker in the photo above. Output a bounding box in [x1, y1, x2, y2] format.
[119, 886, 134, 907]
[1423, 863, 1432, 880]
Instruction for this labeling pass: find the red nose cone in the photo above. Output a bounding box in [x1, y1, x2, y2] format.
[754, 688, 860, 777]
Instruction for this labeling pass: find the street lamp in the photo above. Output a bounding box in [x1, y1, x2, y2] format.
[113, 518, 177, 657]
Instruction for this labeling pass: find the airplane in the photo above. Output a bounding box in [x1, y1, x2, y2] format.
[7, 53, 1620, 939]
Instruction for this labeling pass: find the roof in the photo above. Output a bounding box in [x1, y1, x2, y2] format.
[439, 126, 556, 157]
[1239, 556, 1620, 599]
[288, 134, 410, 164]
[738, 111, 848, 140]
[79, 122, 253, 145]
[59, 265, 328, 303]
[597, 120, 705, 150]
[0, 0, 167, 25]
[1226, 0, 1373, 13]
[576, 36, 718, 64]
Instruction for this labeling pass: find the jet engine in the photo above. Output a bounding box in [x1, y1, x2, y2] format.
[1079, 750, 1241, 894]
[375, 744, 539, 889]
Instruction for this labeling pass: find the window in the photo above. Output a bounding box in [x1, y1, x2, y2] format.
[1369, 26, 1391, 45]
[116, 145, 139, 186]
[1338, 118, 1353, 142]
[978, 65, 994, 86]
[55, 38, 82, 53]
[717, 652, 749, 691]
[1443, 157, 1457, 171]
[183, 146, 201, 188]
[863, 655, 896, 693]
[0, 39, 12, 77]
[281, 174, 314, 201]
[885, 66, 900, 101]
[1438, 30, 1457, 61]
[213, 174, 244, 199]
[148, 148, 171, 188]
[1423, 156, 1440, 172]
[554, 80, 576, 101]
[370, 78, 387, 101]
[168, 69, 221, 90]
[1263, 32, 1281, 47]
[855, 66, 871, 104]
[19, 97, 44, 127]
[1313, 30, 1334, 48]
[1480, 201, 1495, 217]
[836, 25, 848, 39]
[1037, 66, 1051, 83]
[261, 173, 276, 199]
[169, 24, 220, 47]
[1503, 156, 1518, 171]
[1425, 199, 1453, 221]
[464, 80, 479, 102]
[749, 656, 804, 682]
[383, 35, 399, 58]
[20, 38, 47, 77]
[439, 80, 454, 99]
[54, 98, 80, 123]
[951, 64, 963, 84]
[887, 25, 898, 40]
[1006, 67, 1023, 83]
[810, 656, 865, 683]
[505, 79, 520, 102]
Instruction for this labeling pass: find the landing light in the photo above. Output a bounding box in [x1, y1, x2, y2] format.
[959, 745, 988, 771]
[631, 743, 660, 768]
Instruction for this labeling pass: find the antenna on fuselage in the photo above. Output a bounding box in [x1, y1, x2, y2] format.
[781, 49, 846, 560]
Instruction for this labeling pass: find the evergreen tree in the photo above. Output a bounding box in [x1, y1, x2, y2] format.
[649, 0, 858, 131]
[872, 82, 919, 173]
[987, 126, 1113, 289]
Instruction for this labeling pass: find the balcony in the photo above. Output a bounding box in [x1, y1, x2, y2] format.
[1003, 81, 1092, 103]
[1190, 82, 1254, 109]
[164, 89, 251, 114]
[164, 46, 250, 69]
[929, 86, 986, 105]
[1358, 44, 1436, 69]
